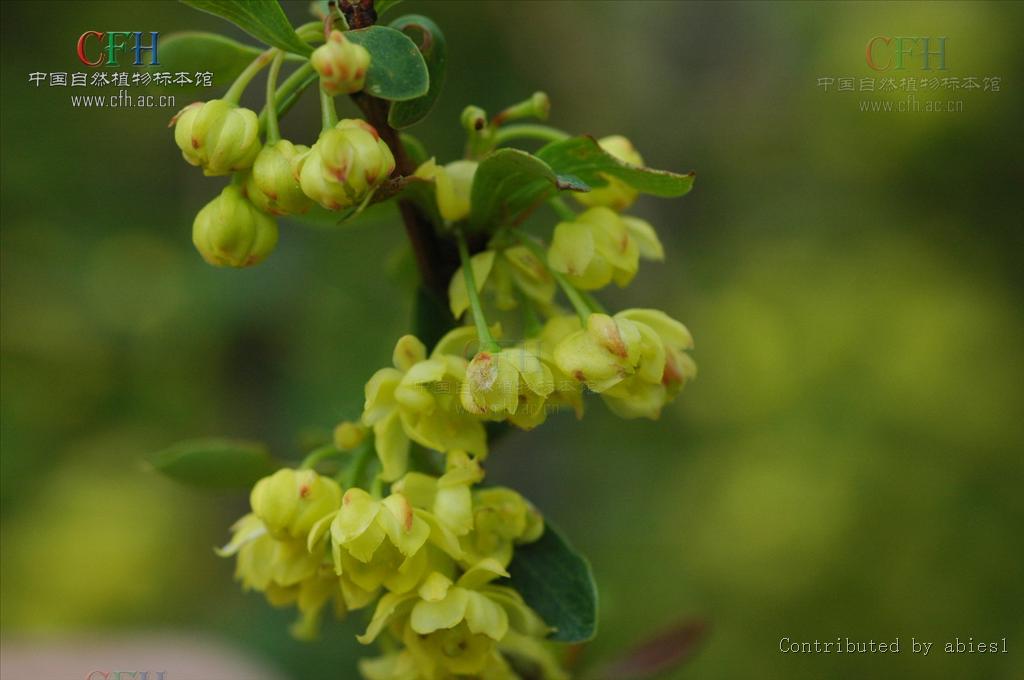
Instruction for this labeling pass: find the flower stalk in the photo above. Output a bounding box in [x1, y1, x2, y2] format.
[263, 51, 285, 144]
[456, 228, 500, 352]
[223, 49, 274, 104]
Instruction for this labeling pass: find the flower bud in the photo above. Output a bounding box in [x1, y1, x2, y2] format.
[461, 487, 544, 566]
[297, 119, 395, 210]
[333, 420, 367, 451]
[172, 99, 261, 176]
[246, 139, 313, 216]
[312, 30, 371, 95]
[250, 468, 343, 541]
[192, 185, 278, 267]
[547, 206, 640, 290]
[573, 135, 643, 211]
[460, 105, 487, 132]
[414, 159, 478, 222]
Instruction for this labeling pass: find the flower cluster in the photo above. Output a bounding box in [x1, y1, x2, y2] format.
[171, 32, 391, 268]
[221, 449, 564, 678]
[437, 133, 696, 427]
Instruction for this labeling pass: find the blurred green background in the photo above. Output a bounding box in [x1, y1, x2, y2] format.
[2, 1, 1022, 678]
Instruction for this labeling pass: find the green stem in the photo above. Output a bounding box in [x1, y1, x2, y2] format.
[223, 49, 274, 104]
[295, 21, 323, 40]
[580, 289, 608, 314]
[258, 62, 317, 134]
[264, 51, 285, 144]
[320, 89, 338, 131]
[455, 229, 500, 352]
[493, 124, 569, 148]
[341, 438, 374, 489]
[300, 444, 342, 470]
[369, 474, 384, 499]
[548, 195, 577, 221]
[509, 230, 592, 324]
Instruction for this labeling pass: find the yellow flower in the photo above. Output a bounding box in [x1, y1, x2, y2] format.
[250, 468, 342, 540]
[362, 333, 488, 481]
[523, 325, 587, 422]
[573, 134, 643, 211]
[460, 348, 554, 426]
[217, 513, 359, 640]
[330, 489, 430, 564]
[358, 560, 549, 677]
[599, 308, 697, 419]
[554, 309, 696, 419]
[393, 450, 485, 536]
[547, 207, 662, 290]
[448, 246, 556, 318]
[553, 312, 644, 391]
[460, 488, 544, 567]
[414, 158, 478, 223]
[218, 513, 317, 591]
[306, 489, 465, 596]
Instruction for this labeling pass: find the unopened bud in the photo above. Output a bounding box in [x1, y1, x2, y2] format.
[246, 139, 313, 216]
[297, 119, 395, 210]
[250, 468, 342, 540]
[192, 185, 278, 267]
[333, 421, 367, 451]
[172, 99, 261, 176]
[311, 30, 371, 95]
[461, 105, 487, 132]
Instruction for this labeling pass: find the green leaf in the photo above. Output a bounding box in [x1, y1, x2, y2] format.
[537, 136, 695, 197]
[148, 438, 278, 489]
[469, 149, 588, 229]
[387, 15, 447, 129]
[507, 520, 598, 643]
[181, 0, 313, 56]
[155, 32, 303, 90]
[345, 26, 429, 101]
[374, 0, 406, 16]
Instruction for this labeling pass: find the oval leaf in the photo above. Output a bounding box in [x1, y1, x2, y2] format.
[387, 15, 447, 128]
[181, 0, 313, 56]
[537, 136, 695, 197]
[345, 26, 429, 101]
[155, 32, 302, 91]
[507, 520, 597, 643]
[469, 149, 589, 229]
[148, 438, 277, 489]
[375, 0, 406, 16]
